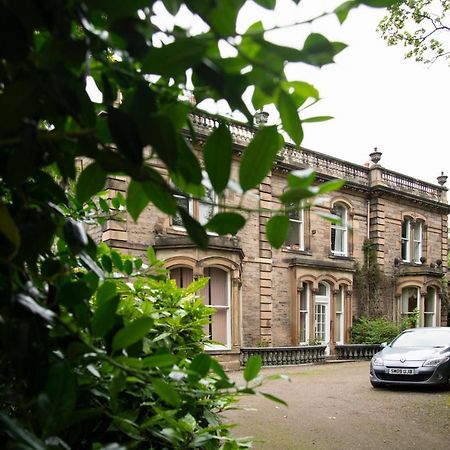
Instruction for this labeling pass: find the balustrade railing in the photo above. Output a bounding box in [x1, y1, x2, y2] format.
[381, 170, 443, 202]
[240, 346, 326, 367]
[189, 111, 446, 203]
[335, 344, 381, 360]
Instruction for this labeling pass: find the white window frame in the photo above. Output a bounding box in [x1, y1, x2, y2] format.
[203, 267, 231, 350]
[199, 186, 218, 226]
[299, 282, 310, 344]
[413, 221, 422, 263]
[331, 204, 348, 257]
[335, 286, 345, 344]
[286, 206, 304, 251]
[400, 286, 419, 323]
[401, 219, 411, 262]
[424, 287, 436, 327]
[172, 192, 193, 230]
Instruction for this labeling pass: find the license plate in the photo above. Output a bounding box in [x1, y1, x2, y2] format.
[388, 368, 415, 375]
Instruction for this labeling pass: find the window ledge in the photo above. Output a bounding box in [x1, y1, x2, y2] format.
[282, 247, 311, 256]
[328, 254, 354, 261]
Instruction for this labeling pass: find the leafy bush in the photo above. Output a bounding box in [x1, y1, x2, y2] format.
[351, 317, 400, 344]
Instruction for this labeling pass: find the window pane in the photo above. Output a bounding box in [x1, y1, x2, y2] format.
[199, 188, 217, 225]
[202, 267, 229, 348]
[173, 195, 189, 227]
[425, 288, 435, 313]
[300, 313, 307, 343]
[317, 283, 327, 296]
[170, 267, 193, 289]
[300, 287, 308, 310]
[424, 314, 434, 327]
[287, 221, 301, 246]
[314, 304, 326, 341]
[401, 287, 418, 314]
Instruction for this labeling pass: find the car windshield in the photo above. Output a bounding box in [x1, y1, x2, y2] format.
[390, 329, 450, 348]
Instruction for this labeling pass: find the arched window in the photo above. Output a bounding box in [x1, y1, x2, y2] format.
[299, 282, 310, 343]
[202, 267, 231, 349]
[331, 204, 348, 256]
[401, 286, 419, 324]
[335, 285, 345, 344]
[424, 287, 436, 327]
[170, 266, 193, 288]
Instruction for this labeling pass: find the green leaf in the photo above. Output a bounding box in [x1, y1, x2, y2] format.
[141, 353, 178, 368]
[287, 169, 316, 189]
[179, 208, 209, 249]
[98, 197, 110, 212]
[302, 116, 334, 123]
[152, 379, 181, 408]
[252, 0, 276, 8]
[101, 254, 113, 273]
[239, 126, 284, 192]
[147, 246, 157, 264]
[0, 202, 20, 251]
[0, 412, 46, 450]
[124, 259, 133, 276]
[206, 212, 246, 235]
[317, 178, 346, 195]
[260, 392, 288, 406]
[96, 281, 117, 306]
[279, 186, 320, 204]
[278, 90, 303, 146]
[299, 33, 347, 67]
[111, 250, 123, 271]
[112, 317, 154, 351]
[190, 353, 211, 378]
[361, 0, 398, 7]
[91, 295, 120, 338]
[334, 1, 358, 24]
[266, 215, 290, 249]
[57, 281, 92, 308]
[243, 355, 262, 382]
[126, 180, 149, 221]
[38, 361, 76, 431]
[204, 123, 232, 194]
[142, 39, 207, 77]
[76, 163, 107, 204]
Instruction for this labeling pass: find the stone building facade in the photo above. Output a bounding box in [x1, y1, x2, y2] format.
[98, 112, 450, 368]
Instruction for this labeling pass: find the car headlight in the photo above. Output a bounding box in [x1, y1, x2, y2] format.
[372, 357, 384, 366]
[423, 355, 450, 367]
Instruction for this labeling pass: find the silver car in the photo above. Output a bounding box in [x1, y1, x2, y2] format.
[370, 327, 450, 389]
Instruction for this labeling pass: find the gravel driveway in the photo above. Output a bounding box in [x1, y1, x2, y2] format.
[224, 361, 450, 450]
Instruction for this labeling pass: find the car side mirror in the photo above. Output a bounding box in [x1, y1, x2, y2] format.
[380, 342, 387, 348]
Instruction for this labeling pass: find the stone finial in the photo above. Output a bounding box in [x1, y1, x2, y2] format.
[369, 147, 382, 164]
[254, 110, 269, 127]
[437, 172, 448, 186]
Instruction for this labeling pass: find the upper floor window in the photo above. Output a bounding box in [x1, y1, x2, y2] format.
[331, 204, 348, 256]
[172, 186, 218, 229]
[401, 219, 423, 263]
[424, 287, 436, 327]
[286, 205, 304, 250]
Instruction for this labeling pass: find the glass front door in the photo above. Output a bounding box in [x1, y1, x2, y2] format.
[315, 282, 330, 354]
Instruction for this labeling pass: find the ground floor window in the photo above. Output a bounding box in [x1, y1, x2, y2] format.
[299, 282, 309, 344]
[335, 286, 345, 344]
[170, 266, 231, 349]
[202, 267, 231, 349]
[424, 287, 436, 327]
[400, 287, 419, 326]
[314, 282, 330, 347]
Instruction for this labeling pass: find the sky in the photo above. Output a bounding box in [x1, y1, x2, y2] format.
[215, 0, 450, 186]
[88, 1, 450, 186]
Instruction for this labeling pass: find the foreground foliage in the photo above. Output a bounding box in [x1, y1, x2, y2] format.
[0, 0, 398, 448]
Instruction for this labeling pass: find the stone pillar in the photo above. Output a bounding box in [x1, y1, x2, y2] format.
[369, 193, 385, 267]
[259, 175, 273, 345]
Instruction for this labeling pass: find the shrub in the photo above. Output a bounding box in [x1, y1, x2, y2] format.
[351, 317, 400, 344]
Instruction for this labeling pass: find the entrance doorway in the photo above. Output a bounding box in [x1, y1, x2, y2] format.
[315, 282, 330, 354]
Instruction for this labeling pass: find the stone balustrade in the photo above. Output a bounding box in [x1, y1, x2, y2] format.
[334, 344, 382, 360]
[240, 345, 326, 367]
[189, 111, 446, 203]
[381, 169, 444, 202]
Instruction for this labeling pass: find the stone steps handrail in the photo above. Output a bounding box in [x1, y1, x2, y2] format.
[335, 344, 381, 360]
[240, 345, 326, 367]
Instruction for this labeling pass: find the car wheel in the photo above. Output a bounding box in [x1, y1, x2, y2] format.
[370, 380, 384, 389]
